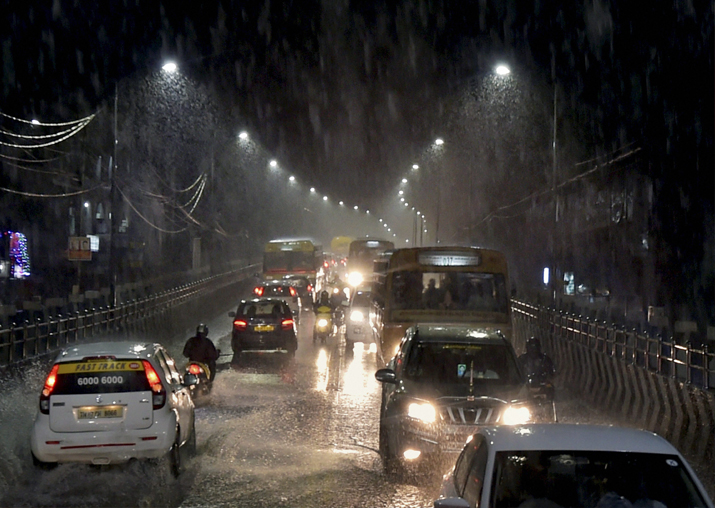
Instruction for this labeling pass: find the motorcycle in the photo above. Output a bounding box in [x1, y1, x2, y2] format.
[527, 373, 557, 422]
[313, 310, 333, 344]
[184, 348, 220, 399]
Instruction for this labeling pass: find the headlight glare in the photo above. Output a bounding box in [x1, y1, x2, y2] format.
[501, 405, 531, 425]
[350, 310, 364, 322]
[407, 402, 436, 423]
[317, 318, 329, 328]
[348, 272, 364, 287]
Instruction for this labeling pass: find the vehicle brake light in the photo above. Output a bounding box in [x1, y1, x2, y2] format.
[142, 360, 166, 409]
[188, 363, 204, 375]
[307, 284, 313, 293]
[233, 319, 248, 330]
[289, 287, 297, 297]
[281, 318, 294, 330]
[39, 364, 60, 414]
[254, 287, 264, 296]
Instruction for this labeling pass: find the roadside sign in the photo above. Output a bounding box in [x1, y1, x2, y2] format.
[68, 236, 92, 261]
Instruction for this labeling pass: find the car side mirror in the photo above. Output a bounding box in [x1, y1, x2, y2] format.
[183, 373, 199, 386]
[228, 311, 236, 317]
[434, 498, 470, 508]
[375, 368, 397, 384]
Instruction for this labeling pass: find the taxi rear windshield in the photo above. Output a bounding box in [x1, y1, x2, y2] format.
[51, 360, 152, 395]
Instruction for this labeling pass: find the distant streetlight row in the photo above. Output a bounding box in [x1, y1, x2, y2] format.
[235, 128, 412, 241]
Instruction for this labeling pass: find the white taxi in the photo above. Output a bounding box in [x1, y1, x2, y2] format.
[435, 424, 714, 508]
[31, 341, 197, 476]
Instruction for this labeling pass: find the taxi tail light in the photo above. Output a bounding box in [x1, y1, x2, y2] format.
[281, 318, 294, 330]
[142, 361, 166, 409]
[188, 363, 204, 375]
[233, 319, 248, 331]
[253, 287, 264, 296]
[39, 364, 60, 414]
[289, 287, 297, 297]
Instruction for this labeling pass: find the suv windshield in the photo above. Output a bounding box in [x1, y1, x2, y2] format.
[403, 341, 522, 386]
[492, 450, 707, 508]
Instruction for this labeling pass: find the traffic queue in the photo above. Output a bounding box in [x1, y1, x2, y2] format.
[27, 239, 714, 508]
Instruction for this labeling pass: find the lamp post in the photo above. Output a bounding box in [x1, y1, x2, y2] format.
[433, 138, 444, 244]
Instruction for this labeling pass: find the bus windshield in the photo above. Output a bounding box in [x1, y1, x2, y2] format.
[391, 271, 508, 313]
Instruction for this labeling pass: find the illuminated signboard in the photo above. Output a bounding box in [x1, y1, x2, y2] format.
[418, 251, 481, 267]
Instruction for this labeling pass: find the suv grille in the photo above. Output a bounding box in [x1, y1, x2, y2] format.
[440, 405, 501, 425]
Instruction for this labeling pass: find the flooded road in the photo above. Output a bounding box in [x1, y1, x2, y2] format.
[2, 288, 712, 507]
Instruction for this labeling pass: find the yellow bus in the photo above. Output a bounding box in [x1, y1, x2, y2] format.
[371, 246, 511, 364]
[263, 239, 319, 284]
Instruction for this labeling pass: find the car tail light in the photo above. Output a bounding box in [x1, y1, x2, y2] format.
[39, 364, 60, 414]
[323, 261, 329, 269]
[281, 318, 294, 330]
[289, 287, 297, 297]
[253, 287, 264, 296]
[188, 363, 204, 375]
[233, 319, 248, 331]
[307, 284, 313, 293]
[142, 360, 166, 409]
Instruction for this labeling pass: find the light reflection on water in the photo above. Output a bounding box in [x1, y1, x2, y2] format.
[315, 348, 329, 392]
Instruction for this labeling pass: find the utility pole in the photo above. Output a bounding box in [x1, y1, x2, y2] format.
[109, 84, 118, 307]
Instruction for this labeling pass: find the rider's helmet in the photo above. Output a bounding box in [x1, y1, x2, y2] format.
[319, 290, 330, 303]
[196, 323, 209, 338]
[526, 337, 541, 355]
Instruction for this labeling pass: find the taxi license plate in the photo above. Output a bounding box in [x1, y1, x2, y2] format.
[254, 325, 275, 332]
[77, 406, 124, 419]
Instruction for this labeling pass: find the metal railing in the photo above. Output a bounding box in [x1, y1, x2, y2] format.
[0, 263, 259, 367]
[512, 300, 714, 391]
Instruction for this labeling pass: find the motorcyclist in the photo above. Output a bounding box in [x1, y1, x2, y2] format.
[183, 323, 219, 382]
[518, 337, 555, 384]
[313, 290, 335, 315]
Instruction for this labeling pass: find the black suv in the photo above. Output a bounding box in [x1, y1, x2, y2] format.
[375, 324, 534, 474]
[229, 298, 298, 364]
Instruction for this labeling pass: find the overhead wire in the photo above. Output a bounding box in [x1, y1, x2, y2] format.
[0, 184, 103, 198]
[0, 117, 94, 149]
[0, 111, 95, 126]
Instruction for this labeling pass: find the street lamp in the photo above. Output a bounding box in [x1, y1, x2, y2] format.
[289, 175, 295, 182]
[238, 131, 248, 140]
[162, 62, 178, 73]
[269, 159, 277, 168]
[495, 64, 510, 76]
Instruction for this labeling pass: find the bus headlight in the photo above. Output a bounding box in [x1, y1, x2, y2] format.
[407, 402, 436, 424]
[348, 271, 364, 287]
[501, 405, 531, 425]
[350, 310, 364, 322]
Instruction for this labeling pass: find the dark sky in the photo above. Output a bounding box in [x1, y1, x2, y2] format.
[1, 0, 712, 207]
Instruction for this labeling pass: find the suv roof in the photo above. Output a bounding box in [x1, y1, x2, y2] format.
[477, 424, 677, 455]
[55, 341, 157, 363]
[408, 324, 508, 344]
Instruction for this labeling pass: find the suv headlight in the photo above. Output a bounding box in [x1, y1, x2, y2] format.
[501, 405, 531, 425]
[350, 310, 364, 322]
[407, 402, 436, 423]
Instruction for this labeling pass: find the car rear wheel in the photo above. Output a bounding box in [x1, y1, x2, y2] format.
[169, 428, 182, 477]
[31, 452, 57, 470]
